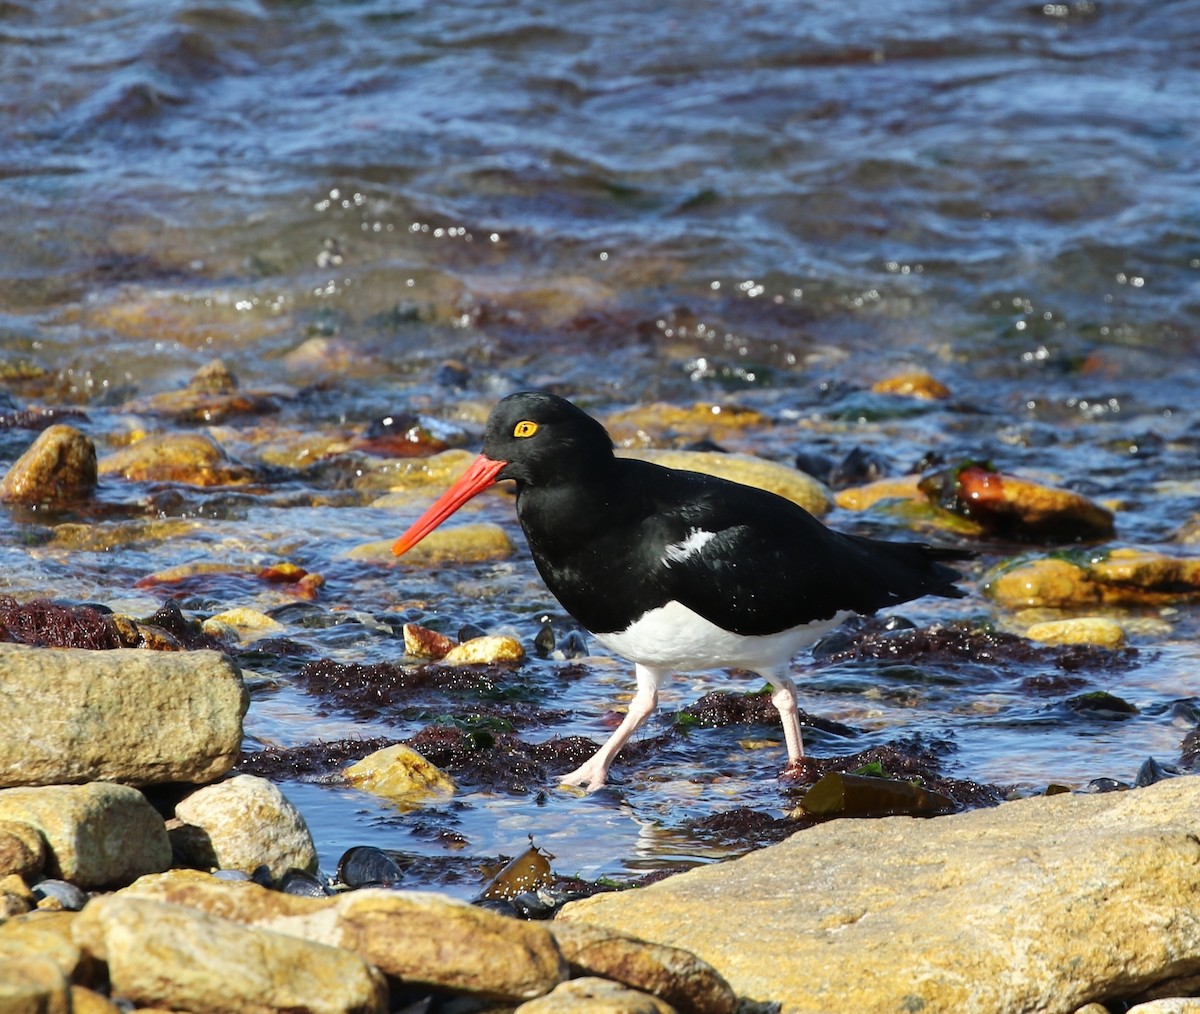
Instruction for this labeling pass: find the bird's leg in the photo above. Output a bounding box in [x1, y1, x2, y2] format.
[560, 663, 666, 792]
[770, 673, 805, 765]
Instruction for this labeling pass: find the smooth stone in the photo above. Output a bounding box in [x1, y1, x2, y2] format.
[1127, 1003, 1200, 1014]
[514, 976, 677, 1014]
[619, 448, 831, 516]
[172, 775, 318, 879]
[0, 424, 97, 504]
[72, 895, 387, 1014]
[348, 522, 514, 565]
[1025, 617, 1126, 649]
[0, 819, 45, 878]
[362, 447, 478, 494]
[986, 549, 1200, 609]
[344, 744, 456, 805]
[203, 607, 286, 639]
[0, 784, 170, 889]
[604, 401, 767, 446]
[548, 921, 736, 1014]
[98, 431, 254, 486]
[834, 474, 925, 512]
[870, 371, 951, 400]
[945, 465, 1114, 540]
[440, 634, 525, 664]
[0, 643, 247, 787]
[0, 954, 69, 1014]
[119, 872, 567, 1002]
[558, 778, 1200, 1013]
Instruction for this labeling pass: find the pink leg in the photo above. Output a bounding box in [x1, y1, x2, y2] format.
[770, 674, 805, 765]
[560, 664, 666, 791]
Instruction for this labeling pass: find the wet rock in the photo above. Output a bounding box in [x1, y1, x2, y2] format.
[514, 976, 677, 1013]
[919, 462, 1114, 541]
[441, 634, 526, 665]
[343, 744, 456, 805]
[203, 606, 287, 640]
[48, 517, 203, 552]
[336, 846, 404, 888]
[986, 548, 1200, 609]
[349, 522, 514, 565]
[0, 424, 97, 504]
[619, 448, 831, 516]
[1025, 616, 1126, 649]
[1065, 690, 1138, 718]
[98, 431, 255, 485]
[403, 621, 457, 659]
[0, 783, 170, 888]
[870, 370, 951, 400]
[118, 872, 568, 1002]
[560, 777, 1200, 1014]
[0, 819, 44, 878]
[0, 643, 246, 787]
[604, 402, 767, 449]
[361, 447, 479, 495]
[835, 473, 926, 512]
[798, 771, 958, 818]
[548, 922, 737, 1014]
[72, 895, 388, 1014]
[171, 774, 318, 880]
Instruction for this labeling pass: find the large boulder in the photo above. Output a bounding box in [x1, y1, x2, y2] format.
[558, 777, 1200, 1013]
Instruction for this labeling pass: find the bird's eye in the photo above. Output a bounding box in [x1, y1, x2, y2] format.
[513, 420, 539, 438]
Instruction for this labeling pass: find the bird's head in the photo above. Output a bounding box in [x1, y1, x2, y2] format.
[391, 391, 612, 557]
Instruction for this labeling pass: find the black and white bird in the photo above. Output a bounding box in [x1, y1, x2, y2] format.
[392, 391, 968, 791]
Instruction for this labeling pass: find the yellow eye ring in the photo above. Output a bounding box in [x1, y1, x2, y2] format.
[513, 420, 539, 438]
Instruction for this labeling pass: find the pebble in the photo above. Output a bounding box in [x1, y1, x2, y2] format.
[1025, 616, 1126, 649]
[343, 744, 456, 805]
[0, 423, 97, 503]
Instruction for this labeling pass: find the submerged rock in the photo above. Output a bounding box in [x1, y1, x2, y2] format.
[99, 431, 255, 485]
[619, 448, 831, 516]
[986, 548, 1200, 609]
[1025, 616, 1126, 649]
[349, 522, 513, 565]
[870, 370, 951, 400]
[0, 424, 97, 503]
[343, 743, 456, 805]
[919, 462, 1114, 541]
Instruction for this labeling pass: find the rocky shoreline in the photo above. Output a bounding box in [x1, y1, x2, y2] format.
[3, 637, 1200, 1013]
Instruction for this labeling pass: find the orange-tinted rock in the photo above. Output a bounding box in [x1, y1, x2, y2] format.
[605, 402, 767, 448]
[986, 548, 1200, 609]
[920, 463, 1114, 541]
[870, 371, 951, 400]
[0, 425, 97, 504]
[99, 432, 255, 486]
[403, 622, 456, 660]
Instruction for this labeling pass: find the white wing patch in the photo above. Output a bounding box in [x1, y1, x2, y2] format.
[662, 527, 717, 566]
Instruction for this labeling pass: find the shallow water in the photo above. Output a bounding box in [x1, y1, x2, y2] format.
[3, 0, 1200, 896]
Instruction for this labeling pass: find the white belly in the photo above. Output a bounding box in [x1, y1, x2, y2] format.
[592, 599, 852, 675]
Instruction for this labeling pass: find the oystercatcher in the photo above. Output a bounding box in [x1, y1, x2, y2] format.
[392, 391, 969, 791]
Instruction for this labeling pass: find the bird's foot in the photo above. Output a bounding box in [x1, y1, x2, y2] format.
[779, 756, 823, 785]
[559, 758, 610, 793]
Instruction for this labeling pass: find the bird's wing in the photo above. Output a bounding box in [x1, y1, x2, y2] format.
[641, 472, 961, 637]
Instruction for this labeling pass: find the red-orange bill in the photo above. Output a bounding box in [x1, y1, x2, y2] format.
[391, 454, 507, 556]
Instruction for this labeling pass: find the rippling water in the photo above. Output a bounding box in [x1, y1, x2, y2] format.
[3, 0, 1200, 894]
